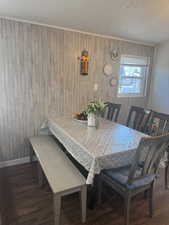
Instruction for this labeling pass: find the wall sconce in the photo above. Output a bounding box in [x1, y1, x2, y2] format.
[78, 50, 89, 75]
[110, 49, 119, 62]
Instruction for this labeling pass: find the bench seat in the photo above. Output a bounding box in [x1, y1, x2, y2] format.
[29, 135, 87, 225]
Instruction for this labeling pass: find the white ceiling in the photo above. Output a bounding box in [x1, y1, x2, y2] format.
[0, 0, 169, 45]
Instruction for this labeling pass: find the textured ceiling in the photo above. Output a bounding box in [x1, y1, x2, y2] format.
[0, 0, 169, 45]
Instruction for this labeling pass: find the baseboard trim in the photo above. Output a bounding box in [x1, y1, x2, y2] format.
[0, 157, 32, 168]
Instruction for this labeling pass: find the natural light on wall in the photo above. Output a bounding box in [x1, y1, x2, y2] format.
[118, 55, 150, 97]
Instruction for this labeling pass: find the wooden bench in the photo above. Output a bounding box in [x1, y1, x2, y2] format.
[29, 135, 87, 225]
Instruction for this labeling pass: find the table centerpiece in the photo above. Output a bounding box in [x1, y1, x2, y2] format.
[86, 99, 106, 127]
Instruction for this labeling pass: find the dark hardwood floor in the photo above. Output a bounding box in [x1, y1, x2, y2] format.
[1, 162, 169, 225]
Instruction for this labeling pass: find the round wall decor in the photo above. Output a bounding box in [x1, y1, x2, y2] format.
[103, 64, 113, 76]
[109, 77, 117, 87]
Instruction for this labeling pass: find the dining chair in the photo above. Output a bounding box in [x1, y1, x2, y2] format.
[98, 133, 169, 225]
[147, 111, 169, 136]
[140, 109, 152, 133]
[126, 106, 151, 132]
[146, 111, 169, 189]
[103, 102, 121, 122]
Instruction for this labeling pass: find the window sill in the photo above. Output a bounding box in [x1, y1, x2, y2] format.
[117, 93, 146, 98]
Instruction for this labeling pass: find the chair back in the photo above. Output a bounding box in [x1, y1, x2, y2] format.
[127, 106, 151, 131]
[127, 134, 169, 185]
[140, 109, 152, 133]
[147, 111, 169, 136]
[103, 102, 121, 122]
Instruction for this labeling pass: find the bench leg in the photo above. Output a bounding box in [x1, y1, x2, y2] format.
[53, 194, 61, 225]
[81, 185, 87, 223]
[37, 163, 44, 187]
[30, 146, 34, 163]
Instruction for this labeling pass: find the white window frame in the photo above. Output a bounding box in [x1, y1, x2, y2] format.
[117, 55, 150, 98]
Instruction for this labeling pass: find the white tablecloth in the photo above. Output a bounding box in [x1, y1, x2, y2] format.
[40, 116, 147, 184]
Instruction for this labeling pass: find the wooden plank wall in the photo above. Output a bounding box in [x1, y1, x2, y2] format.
[0, 18, 154, 162]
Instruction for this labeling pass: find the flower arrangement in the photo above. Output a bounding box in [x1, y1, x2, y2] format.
[86, 99, 106, 127]
[86, 99, 106, 116]
[74, 99, 106, 127]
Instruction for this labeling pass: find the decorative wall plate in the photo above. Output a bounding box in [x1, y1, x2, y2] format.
[109, 77, 117, 87]
[103, 64, 113, 76]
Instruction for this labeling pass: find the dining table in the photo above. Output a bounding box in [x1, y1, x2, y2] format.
[40, 114, 148, 185]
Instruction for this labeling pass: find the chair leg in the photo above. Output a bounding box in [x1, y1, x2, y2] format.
[165, 164, 169, 189]
[124, 195, 131, 225]
[149, 184, 154, 217]
[53, 194, 61, 225]
[81, 185, 87, 223]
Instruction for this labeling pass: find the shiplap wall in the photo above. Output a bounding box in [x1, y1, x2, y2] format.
[0, 18, 154, 162]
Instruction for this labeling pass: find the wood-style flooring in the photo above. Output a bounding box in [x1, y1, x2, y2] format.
[1, 162, 169, 225]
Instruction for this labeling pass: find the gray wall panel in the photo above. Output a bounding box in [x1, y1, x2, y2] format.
[0, 18, 154, 161]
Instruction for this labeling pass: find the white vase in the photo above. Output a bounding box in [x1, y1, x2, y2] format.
[87, 113, 96, 127]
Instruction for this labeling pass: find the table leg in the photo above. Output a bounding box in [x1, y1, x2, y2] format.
[53, 194, 61, 225]
[88, 175, 99, 209]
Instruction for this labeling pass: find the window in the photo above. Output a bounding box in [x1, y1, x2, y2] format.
[118, 55, 150, 97]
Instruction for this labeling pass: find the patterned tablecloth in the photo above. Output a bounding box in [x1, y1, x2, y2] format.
[40, 116, 147, 184]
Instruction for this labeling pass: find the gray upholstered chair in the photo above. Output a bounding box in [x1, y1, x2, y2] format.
[98, 134, 169, 225]
[126, 106, 152, 132]
[103, 102, 121, 122]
